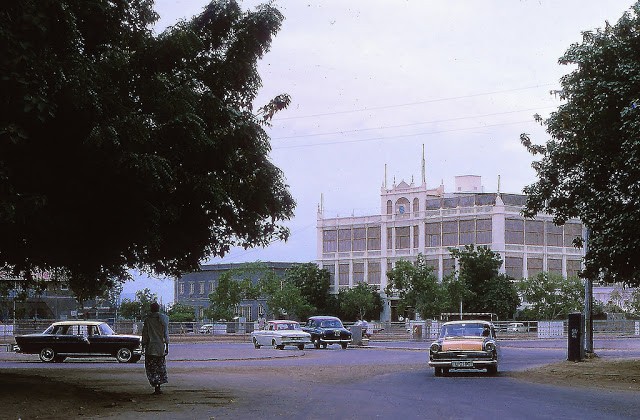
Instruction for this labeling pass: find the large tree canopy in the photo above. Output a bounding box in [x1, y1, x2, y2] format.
[520, 2, 640, 286]
[0, 0, 294, 299]
[449, 245, 520, 320]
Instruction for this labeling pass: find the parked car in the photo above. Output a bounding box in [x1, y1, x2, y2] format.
[251, 320, 312, 350]
[199, 324, 214, 334]
[13, 320, 142, 363]
[506, 322, 527, 333]
[428, 320, 499, 376]
[302, 316, 352, 349]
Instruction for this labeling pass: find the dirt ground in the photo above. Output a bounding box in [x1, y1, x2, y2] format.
[509, 355, 640, 392]
[1, 356, 638, 419]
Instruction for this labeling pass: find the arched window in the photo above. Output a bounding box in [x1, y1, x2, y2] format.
[395, 197, 410, 215]
[386, 200, 393, 215]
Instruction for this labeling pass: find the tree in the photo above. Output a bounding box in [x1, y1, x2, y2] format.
[0, 1, 294, 299]
[337, 283, 383, 322]
[119, 288, 157, 320]
[206, 272, 243, 321]
[258, 270, 314, 321]
[519, 3, 640, 286]
[517, 273, 584, 320]
[440, 274, 472, 314]
[628, 288, 640, 316]
[385, 254, 443, 320]
[285, 263, 335, 315]
[167, 302, 195, 322]
[449, 245, 520, 319]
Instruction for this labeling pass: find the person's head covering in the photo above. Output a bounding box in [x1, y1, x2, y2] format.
[150, 302, 160, 313]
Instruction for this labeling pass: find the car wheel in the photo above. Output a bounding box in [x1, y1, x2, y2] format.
[434, 367, 442, 377]
[39, 347, 56, 363]
[253, 338, 261, 349]
[297, 344, 305, 350]
[442, 368, 449, 376]
[322, 343, 327, 349]
[116, 347, 133, 363]
[341, 343, 348, 349]
[313, 338, 321, 349]
[487, 365, 498, 375]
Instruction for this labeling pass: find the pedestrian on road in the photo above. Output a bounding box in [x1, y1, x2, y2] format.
[142, 301, 169, 395]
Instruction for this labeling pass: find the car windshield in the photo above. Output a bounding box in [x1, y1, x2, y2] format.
[440, 323, 490, 338]
[98, 323, 115, 335]
[277, 323, 300, 330]
[320, 320, 342, 328]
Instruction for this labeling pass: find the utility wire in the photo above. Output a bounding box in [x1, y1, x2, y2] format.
[271, 106, 555, 140]
[273, 83, 557, 120]
[273, 119, 539, 150]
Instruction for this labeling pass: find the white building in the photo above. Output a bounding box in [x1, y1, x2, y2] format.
[316, 159, 585, 321]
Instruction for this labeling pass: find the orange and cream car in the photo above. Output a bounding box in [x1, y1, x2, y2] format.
[428, 320, 499, 376]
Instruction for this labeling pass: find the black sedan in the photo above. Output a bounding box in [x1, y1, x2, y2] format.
[302, 316, 352, 349]
[14, 320, 142, 363]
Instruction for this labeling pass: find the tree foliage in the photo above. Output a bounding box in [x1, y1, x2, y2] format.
[517, 273, 584, 320]
[520, 3, 640, 286]
[0, 1, 294, 299]
[119, 288, 157, 320]
[285, 263, 336, 315]
[167, 302, 195, 322]
[258, 270, 314, 321]
[338, 283, 383, 322]
[206, 272, 243, 321]
[385, 255, 443, 320]
[450, 245, 520, 319]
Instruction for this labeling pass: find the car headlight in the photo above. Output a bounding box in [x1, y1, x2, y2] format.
[430, 343, 441, 353]
[485, 342, 496, 352]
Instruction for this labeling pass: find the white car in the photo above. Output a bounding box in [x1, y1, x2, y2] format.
[506, 322, 527, 333]
[251, 320, 312, 350]
[199, 324, 214, 334]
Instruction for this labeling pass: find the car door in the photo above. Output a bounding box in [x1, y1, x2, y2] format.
[84, 324, 112, 355]
[56, 324, 90, 355]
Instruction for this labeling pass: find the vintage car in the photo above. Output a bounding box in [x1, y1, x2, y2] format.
[14, 320, 143, 363]
[199, 324, 214, 334]
[302, 316, 352, 349]
[428, 320, 499, 376]
[251, 320, 312, 350]
[506, 322, 527, 333]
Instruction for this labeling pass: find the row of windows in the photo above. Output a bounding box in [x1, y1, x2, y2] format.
[323, 256, 582, 287]
[177, 281, 217, 296]
[386, 197, 421, 215]
[505, 257, 582, 279]
[505, 219, 582, 246]
[323, 226, 381, 252]
[322, 219, 583, 253]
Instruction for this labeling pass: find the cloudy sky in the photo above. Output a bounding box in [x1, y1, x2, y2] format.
[124, 0, 635, 303]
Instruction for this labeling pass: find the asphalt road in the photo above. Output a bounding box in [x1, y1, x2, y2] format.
[2, 338, 640, 419]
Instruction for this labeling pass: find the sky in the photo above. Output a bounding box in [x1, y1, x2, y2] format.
[123, 0, 636, 304]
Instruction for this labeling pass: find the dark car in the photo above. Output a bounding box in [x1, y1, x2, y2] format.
[302, 316, 352, 349]
[14, 320, 142, 363]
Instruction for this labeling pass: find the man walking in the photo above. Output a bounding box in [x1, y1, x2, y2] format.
[142, 301, 169, 395]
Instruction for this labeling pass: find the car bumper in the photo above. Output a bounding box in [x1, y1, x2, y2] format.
[281, 339, 312, 345]
[428, 359, 497, 369]
[320, 338, 352, 344]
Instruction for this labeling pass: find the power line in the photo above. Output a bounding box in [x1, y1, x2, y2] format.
[272, 119, 539, 150]
[274, 83, 557, 120]
[272, 106, 555, 141]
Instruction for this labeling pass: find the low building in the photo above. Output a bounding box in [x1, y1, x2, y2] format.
[174, 262, 297, 321]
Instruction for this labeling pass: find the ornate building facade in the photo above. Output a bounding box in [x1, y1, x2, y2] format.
[317, 165, 586, 321]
